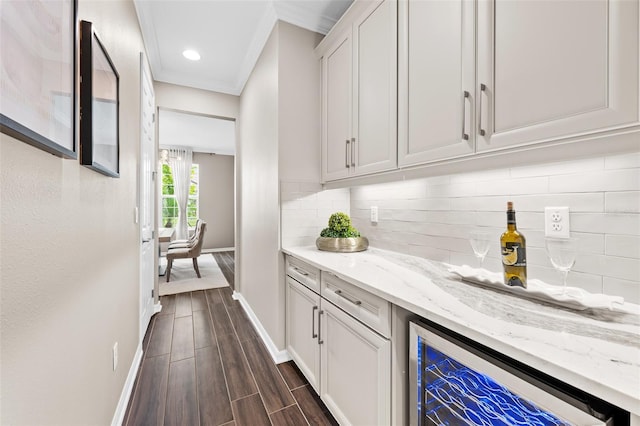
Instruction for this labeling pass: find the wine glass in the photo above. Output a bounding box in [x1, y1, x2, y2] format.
[469, 231, 492, 269]
[545, 237, 579, 295]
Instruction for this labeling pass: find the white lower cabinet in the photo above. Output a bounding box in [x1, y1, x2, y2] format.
[286, 277, 321, 392]
[285, 257, 392, 425]
[320, 300, 391, 426]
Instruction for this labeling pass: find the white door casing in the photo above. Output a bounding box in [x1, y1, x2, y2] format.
[139, 53, 156, 341]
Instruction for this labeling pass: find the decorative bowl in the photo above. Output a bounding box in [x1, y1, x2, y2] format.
[316, 236, 369, 252]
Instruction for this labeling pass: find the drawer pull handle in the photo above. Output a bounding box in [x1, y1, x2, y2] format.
[312, 306, 318, 338]
[479, 83, 487, 136]
[462, 90, 470, 141]
[318, 310, 324, 345]
[292, 266, 308, 276]
[335, 289, 362, 306]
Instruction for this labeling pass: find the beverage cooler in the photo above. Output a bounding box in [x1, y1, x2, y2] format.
[409, 320, 626, 426]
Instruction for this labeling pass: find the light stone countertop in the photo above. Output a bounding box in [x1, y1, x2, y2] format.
[282, 245, 640, 415]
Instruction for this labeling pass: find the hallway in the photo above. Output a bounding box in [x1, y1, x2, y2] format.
[124, 253, 337, 425]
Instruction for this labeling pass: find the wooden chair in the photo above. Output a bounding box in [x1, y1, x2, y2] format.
[165, 222, 207, 282]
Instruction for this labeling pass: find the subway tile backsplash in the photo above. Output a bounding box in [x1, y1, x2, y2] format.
[280, 152, 640, 304]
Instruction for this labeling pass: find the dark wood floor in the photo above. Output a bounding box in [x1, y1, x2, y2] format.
[124, 252, 337, 426]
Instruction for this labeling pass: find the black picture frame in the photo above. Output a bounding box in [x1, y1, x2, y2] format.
[0, 0, 77, 158]
[79, 20, 120, 178]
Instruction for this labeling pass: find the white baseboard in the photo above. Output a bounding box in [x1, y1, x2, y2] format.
[112, 344, 143, 426]
[233, 291, 291, 364]
[202, 247, 235, 253]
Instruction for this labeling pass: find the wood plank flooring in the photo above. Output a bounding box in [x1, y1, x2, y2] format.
[124, 252, 337, 426]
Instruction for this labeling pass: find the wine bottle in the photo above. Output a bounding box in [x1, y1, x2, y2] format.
[500, 201, 527, 288]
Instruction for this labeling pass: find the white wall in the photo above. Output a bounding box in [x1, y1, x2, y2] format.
[278, 21, 323, 183]
[238, 23, 281, 346]
[238, 21, 322, 351]
[194, 152, 235, 249]
[0, 1, 146, 423]
[155, 81, 239, 120]
[350, 151, 640, 304]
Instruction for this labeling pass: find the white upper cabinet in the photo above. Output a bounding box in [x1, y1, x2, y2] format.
[323, 32, 353, 181]
[398, 0, 476, 166]
[476, 0, 639, 152]
[320, 0, 397, 182]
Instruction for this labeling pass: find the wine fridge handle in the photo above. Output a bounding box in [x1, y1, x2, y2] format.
[462, 91, 470, 141]
[479, 84, 487, 136]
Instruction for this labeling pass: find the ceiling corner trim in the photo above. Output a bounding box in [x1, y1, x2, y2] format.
[234, 4, 279, 96]
[273, 3, 338, 34]
[133, 0, 164, 83]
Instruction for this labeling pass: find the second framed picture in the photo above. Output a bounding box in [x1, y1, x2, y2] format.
[79, 20, 120, 177]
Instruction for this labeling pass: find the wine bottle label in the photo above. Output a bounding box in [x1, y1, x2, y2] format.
[501, 242, 526, 267]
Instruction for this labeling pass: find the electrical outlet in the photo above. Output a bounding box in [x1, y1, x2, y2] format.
[544, 207, 570, 238]
[370, 206, 378, 223]
[113, 342, 118, 371]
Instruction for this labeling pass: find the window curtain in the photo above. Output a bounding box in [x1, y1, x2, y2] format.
[168, 147, 193, 239]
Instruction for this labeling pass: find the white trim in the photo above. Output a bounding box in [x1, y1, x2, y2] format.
[233, 291, 291, 364]
[111, 344, 143, 426]
[201, 247, 236, 253]
[153, 302, 163, 314]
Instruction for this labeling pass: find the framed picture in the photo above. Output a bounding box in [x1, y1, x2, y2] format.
[79, 20, 120, 178]
[0, 0, 77, 158]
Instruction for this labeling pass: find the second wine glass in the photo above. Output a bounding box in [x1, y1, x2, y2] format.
[545, 237, 579, 295]
[469, 230, 491, 269]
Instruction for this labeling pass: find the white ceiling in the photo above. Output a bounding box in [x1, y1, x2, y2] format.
[158, 109, 236, 156]
[134, 0, 353, 96]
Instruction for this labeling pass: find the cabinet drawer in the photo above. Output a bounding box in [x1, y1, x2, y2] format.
[286, 256, 320, 293]
[321, 271, 391, 338]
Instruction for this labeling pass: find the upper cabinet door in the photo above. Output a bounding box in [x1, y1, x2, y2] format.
[398, 0, 475, 166]
[322, 31, 353, 182]
[477, 0, 640, 152]
[352, 0, 398, 176]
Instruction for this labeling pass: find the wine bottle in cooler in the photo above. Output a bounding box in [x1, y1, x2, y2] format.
[500, 201, 527, 288]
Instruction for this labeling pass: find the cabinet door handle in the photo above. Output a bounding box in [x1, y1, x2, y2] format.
[345, 139, 350, 168]
[350, 137, 356, 167]
[312, 305, 318, 338]
[335, 289, 362, 306]
[479, 84, 487, 136]
[292, 266, 308, 276]
[462, 91, 470, 141]
[318, 309, 324, 345]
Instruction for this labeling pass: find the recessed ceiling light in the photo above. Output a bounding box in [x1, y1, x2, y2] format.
[182, 49, 200, 61]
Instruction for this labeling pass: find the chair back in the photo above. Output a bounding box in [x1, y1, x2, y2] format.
[187, 222, 206, 257]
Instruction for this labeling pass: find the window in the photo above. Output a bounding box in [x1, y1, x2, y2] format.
[161, 163, 199, 228]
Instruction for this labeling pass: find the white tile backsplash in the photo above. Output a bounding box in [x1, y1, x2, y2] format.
[349, 152, 640, 303]
[280, 152, 640, 303]
[280, 181, 350, 247]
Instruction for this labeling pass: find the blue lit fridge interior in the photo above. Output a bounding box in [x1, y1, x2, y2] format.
[416, 336, 571, 426]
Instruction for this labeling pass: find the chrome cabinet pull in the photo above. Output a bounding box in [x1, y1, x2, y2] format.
[350, 137, 356, 167]
[345, 139, 350, 168]
[312, 305, 318, 338]
[479, 84, 487, 136]
[335, 289, 362, 306]
[462, 91, 470, 141]
[318, 310, 324, 344]
[292, 266, 308, 276]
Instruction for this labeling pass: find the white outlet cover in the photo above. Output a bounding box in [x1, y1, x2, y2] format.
[370, 206, 378, 223]
[544, 207, 570, 238]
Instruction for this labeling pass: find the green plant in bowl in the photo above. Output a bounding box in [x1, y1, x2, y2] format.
[317, 212, 368, 252]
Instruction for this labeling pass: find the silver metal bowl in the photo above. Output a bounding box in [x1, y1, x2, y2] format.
[316, 236, 369, 252]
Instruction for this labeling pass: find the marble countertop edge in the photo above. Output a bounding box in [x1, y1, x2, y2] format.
[281, 245, 640, 415]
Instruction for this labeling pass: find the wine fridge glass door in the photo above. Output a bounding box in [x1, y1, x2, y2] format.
[409, 321, 612, 426]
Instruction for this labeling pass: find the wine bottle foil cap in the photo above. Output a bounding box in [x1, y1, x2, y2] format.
[507, 201, 513, 210]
